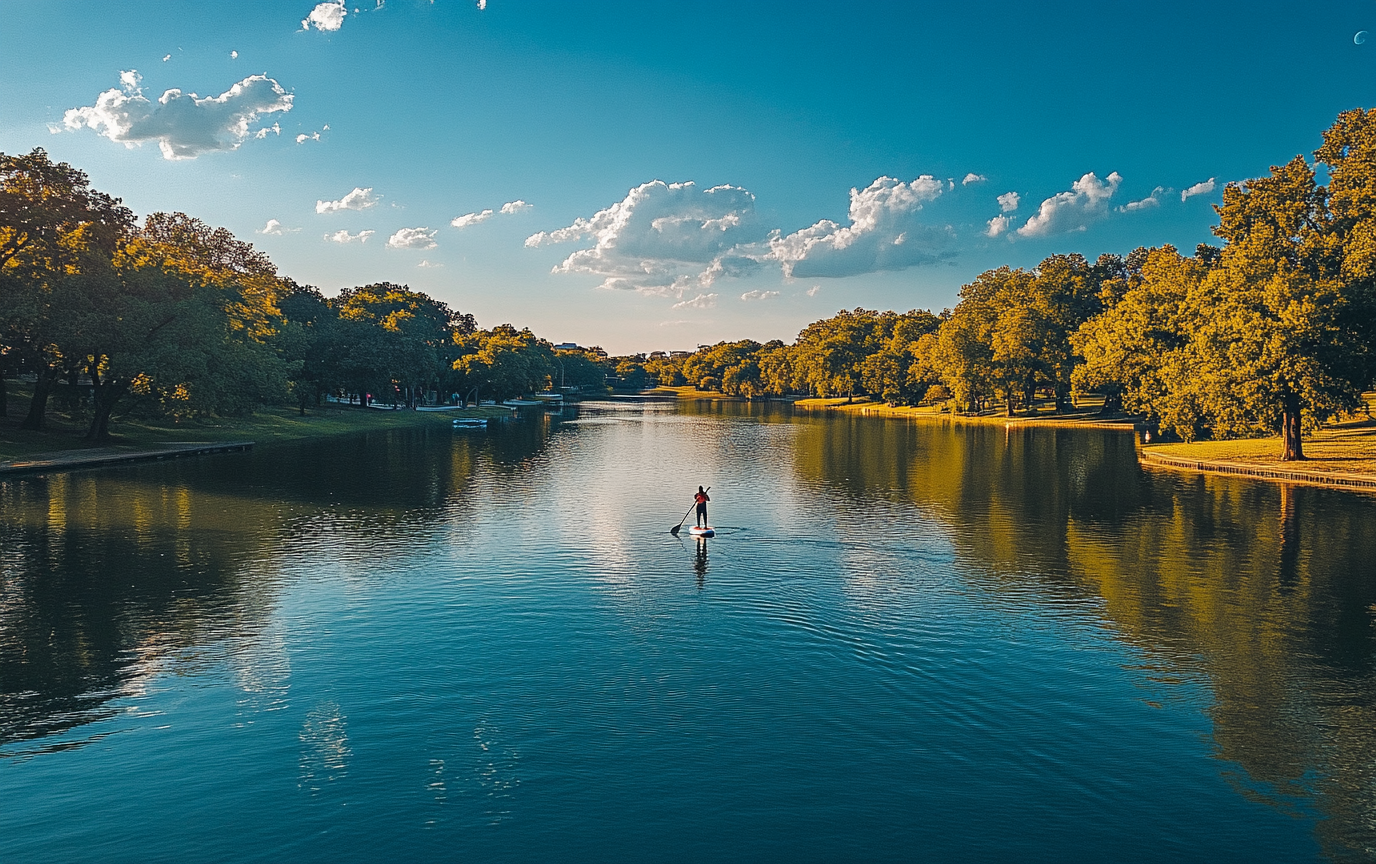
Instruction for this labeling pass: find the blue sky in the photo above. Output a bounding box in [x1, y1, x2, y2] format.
[1, 1, 1372, 353]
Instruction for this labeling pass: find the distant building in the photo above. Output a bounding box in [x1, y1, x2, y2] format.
[670, 350, 691, 359]
[649, 351, 667, 359]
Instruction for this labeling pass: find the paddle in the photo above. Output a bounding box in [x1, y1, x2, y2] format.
[669, 486, 710, 536]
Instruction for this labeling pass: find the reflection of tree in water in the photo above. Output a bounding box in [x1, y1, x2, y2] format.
[792, 416, 1376, 860]
[0, 422, 523, 752]
[0, 472, 281, 750]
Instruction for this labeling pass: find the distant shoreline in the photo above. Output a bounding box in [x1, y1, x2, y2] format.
[793, 394, 1376, 495]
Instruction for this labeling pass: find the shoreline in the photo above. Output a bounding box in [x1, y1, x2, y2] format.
[0, 403, 513, 466]
[795, 395, 1376, 495]
[1138, 449, 1376, 492]
[792, 397, 1147, 431]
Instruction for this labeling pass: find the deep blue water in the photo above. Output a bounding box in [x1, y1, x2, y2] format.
[3, 401, 1375, 862]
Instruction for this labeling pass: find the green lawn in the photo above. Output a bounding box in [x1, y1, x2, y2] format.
[0, 390, 510, 461]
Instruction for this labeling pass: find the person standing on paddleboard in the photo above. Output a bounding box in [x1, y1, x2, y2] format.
[694, 486, 710, 528]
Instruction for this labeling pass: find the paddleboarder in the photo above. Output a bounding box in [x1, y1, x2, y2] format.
[694, 486, 710, 528]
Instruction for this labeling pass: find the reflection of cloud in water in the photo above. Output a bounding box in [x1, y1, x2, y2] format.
[299, 700, 350, 792]
[473, 720, 520, 824]
[545, 406, 807, 594]
[231, 621, 291, 715]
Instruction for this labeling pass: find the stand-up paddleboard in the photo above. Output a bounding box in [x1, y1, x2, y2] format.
[688, 526, 715, 537]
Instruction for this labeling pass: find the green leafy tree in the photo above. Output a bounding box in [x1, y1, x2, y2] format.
[333, 282, 471, 407]
[553, 349, 610, 391]
[1182, 155, 1364, 458]
[453, 324, 554, 402]
[0, 149, 133, 427]
[1071, 246, 1202, 424]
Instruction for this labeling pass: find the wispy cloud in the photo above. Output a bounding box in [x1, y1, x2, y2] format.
[63, 70, 292, 160]
[672, 293, 717, 310]
[741, 290, 780, 301]
[325, 229, 374, 243]
[1122, 186, 1168, 212]
[418, 259, 443, 268]
[257, 219, 298, 235]
[451, 209, 494, 229]
[302, 1, 347, 31]
[1181, 178, 1216, 202]
[1016, 171, 1122, 238]
[997, 191, 1019, 213]
[387, 227, 437, 249]
[963, 173, 987, 185]
[500, 199, 532, 214]
[316, 187, 379, 213]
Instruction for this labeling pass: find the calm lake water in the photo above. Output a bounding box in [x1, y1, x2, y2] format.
[3, 400, 1376, 862]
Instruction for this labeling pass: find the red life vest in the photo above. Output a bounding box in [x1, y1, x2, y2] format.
[694, 492, 708, 504]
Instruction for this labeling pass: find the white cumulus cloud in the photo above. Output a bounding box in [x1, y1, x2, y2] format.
[418, 259, 443, 268]
[672, 293, 717, 310]
[230, 51, 239, 59]
[254, 122, 281, 139]
[63, 70, 293, 160]
[451, 209, 494, 229]
[767, 175, 949, 278]
[316, 187, 379, 213]
[303, 1, 347, 31]
[963, 173, 987, 185]
[1016, 172, 1122, 238]
[296, 132, 319, 144]
[500, 199, 532, 214]
[741, 290, 780, 301]
[525, 180, 763, 296]
[325, 229, 374, 243]
[997, 191, 1020, 213]
[986, 215, 1011, 238]
[388, 227, 437, 249]
[1181, 178, 1216, 202]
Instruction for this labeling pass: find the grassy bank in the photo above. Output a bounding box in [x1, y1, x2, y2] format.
[1145, 416, 1376, 480]
[643, 385, 743, 400]
[0, 397, 511, 462]
[792, 395, 1145, 430]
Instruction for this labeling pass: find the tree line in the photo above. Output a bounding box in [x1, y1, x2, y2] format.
[5, 109, 1376, 458]
[651, 110, 1376, 460]
[0, 149, 596, 441]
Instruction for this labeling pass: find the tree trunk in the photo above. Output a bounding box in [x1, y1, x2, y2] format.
[85, 381, 128, 442]
[21, 367, 58, 430]
[1280, 392, 1305, 461]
